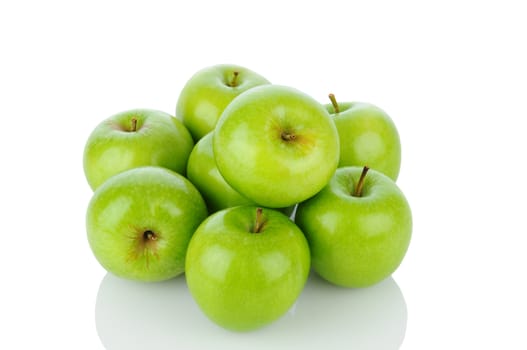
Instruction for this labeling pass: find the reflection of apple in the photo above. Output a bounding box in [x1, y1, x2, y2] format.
[290, 273, 407, 349]
[214, 85, 340, 208]
[83, 109, 194, 190]
[86, 166, 207, 282]
[95, 274, 203, 350]
[326, 94, 401, 180]
[185, 206, 310, 331]
[296, 166, 412, 288]
[95, 272, 406, 349]
[176, 64, 270, 141]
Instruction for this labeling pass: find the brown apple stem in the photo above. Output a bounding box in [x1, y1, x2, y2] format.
[229, 71, 239, 87]
[354, 166, 370, 197]
[328, 93, 340, 113]
[253, 208, 264, 233]
[131, 117, 138, 132]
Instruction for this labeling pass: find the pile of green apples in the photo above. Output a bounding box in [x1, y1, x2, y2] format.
[83, 64, 412, 332]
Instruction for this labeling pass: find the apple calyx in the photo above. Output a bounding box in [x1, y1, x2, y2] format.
[127, 229, 160, 265]
[252, 208, 266, 233]
[353, 166, 370, 197]
[143, 230, 158, 242]
[228, 71, 240, 87]
[328, 93, 340, 114]
[281, 131, 297, 142]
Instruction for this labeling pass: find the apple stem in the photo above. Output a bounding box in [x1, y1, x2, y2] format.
[354, 166, 370, 197]
[253, 208, 265, 233]
[328, 93, 340, 114]
[229, 71, 239, 87]
[131, 117, 138, 132]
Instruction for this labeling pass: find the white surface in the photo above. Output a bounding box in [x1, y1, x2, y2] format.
[1, 1, 526, 349]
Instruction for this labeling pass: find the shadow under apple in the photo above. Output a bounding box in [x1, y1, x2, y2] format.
[95, 272, 407, 350]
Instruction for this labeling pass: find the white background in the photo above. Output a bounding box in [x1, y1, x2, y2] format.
[1, 1, 526, 349]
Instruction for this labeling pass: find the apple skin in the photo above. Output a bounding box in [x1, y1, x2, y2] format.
[214, 85, 340, 208]
[175, 64, 270, 141]
[295, 166, 412, 288]
[185, 206, 311, 331]
[186, 132, 295, 216]
[186, 132, 255, 213]
[83, 109, 194, 191]
[325, 102, 401, 181]
[86, 166, 208, 282]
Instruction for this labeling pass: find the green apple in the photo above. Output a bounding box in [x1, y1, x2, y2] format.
[213, 85, 340, 208]
[175, 64, 270, 141]
[326, 94, 401, 180]
[186, 132, 255, 213]
[83, 109, 194, 191]
[86, 166, 208, 282]
[186, 132, 296, 216]
[185, 206, 310, 331]
[295, 166, 412, 287]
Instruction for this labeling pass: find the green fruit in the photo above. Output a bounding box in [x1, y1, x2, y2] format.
[326, 95, 401, 180]
[214, 85, 340, 208]
[83, 109, 194, 190]
[86, 166, 207, 282]
[176, 64, 270, 141]
[186, 132, 255, 212]
[295, 166, 411, 287]
[185, 206, 310, 331]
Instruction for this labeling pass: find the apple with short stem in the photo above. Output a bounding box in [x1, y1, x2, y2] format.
[83, 109, 194, 190]
[86, 166, 208, 282]
[295, 166, 412, 287]
[185, 206, 311, 331]
[175, 64, 270, 141]
[213, 85, 340, 208]
[326, 94, 401, 180]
